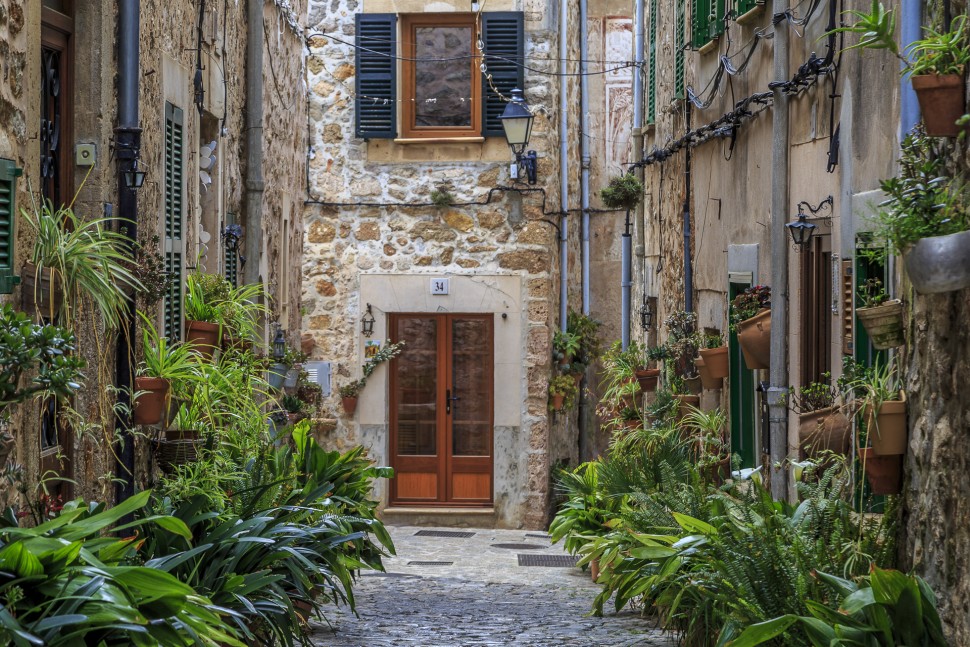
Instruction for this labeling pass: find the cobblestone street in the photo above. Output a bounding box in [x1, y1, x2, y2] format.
[311, 525, 676, 647]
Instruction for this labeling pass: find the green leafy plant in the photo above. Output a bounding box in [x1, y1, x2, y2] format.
[0, 305, 84, 415]
[549, 374, 579, 410]
[137, 313, 198, 382]
[600, 173, 644, 210]
[553, 329, 582, 365]
[124, 234, 171, 309]
[787, 373, 839, 414]
[430, 187, 455, 207]
[858, 277, 890, 308]
[183, 272, 222, 323]
[339, 341, 406, 401]
[703, 332, 725, 348]
[729, 285, 771, 331]
[566, 310, 603, 364]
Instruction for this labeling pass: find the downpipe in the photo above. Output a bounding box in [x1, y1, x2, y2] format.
[244, 0, 265, 286]
[558, 0, 569, 332]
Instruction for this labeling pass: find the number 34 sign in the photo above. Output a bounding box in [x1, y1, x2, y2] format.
[430, 278, 449, 295]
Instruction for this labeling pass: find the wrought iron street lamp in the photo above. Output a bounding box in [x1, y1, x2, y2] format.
[272, 326, 286, 361]
[786, 213, 817, 248]
[498, 88, 538, 185]
[361, 303, 375, 337]
[123, 159, 146, 190]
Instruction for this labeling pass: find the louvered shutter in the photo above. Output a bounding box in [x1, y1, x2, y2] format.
[355, 14, 397, 139]
[224, 212, 238, 288]
[163, 102, 185, 341]
[0, 159, 21, 294]
[709, 0, 725, 41]
[481, 12, 524, 137]
[647, 0, 659, 123]
[675, 0, 686, 99]
[691, 0, 710, 49]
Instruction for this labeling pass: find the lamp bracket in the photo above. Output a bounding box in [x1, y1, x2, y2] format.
[796, 195, 833, 223]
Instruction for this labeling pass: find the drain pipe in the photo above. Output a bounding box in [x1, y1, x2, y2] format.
[557, 0, 569, 332]
[244, 0, 265, 286]
[767, 0, 791, 500]
[683, 103, 693, 313]
[900, 0, 920, 137]
[580, 0, 591, 317]
[632, 0, 646, 315]
[114, 0, 140, 504]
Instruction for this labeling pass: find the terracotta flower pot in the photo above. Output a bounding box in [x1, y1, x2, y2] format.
[867, 395, 908, 456]
[797, 406, 851, 458]
[185, 320, 221, 360]
[635, 368, 661, 392]
[702, 455, 732, 486]
[857, 300, 905, 349]
[698, 346, 729, 379]
[736, 309, 771, 370]
[694, 357, 722, 390]
[341, 396, 358, 415]
[550, 393, 565, 411]
[858, 447, 903, 495]
[133, 376, 170, 426]
[911, 73, 965, 137]
[571, 372, 584, 388]
[674, 394, 700, 425]
[590, 558, 600, 581]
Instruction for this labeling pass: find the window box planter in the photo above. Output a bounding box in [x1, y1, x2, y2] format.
[865, 393, 908, 456]
[858, 447, 903, 495]
[911, 73, 965, 138]
[132, 376, 169, 426]
[856, 299, 905, 349]
[797, 406, 851, 458]
[903, 229, 970, 294]
[736, 309, 771, 370]
[185, 320, 220, 360]
[698, 346, 729, 379]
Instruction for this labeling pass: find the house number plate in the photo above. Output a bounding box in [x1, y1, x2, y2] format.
[431, 278, 449, 295]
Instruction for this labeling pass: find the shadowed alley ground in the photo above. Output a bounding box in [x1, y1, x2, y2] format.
[311, 525, 677, 647]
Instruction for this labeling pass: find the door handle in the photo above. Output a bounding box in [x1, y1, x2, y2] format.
[446, 389, 460, 415]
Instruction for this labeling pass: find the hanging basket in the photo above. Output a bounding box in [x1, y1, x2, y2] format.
[911, 73, 966, 137]
[797, 406, 851, 458]
[132, 376, 170, 426]
[153, 430, 202, 473]
[736, 309, 771, 370]
[903, 230, 970, 294]
[856, 300, 905, 349]
[698, 346, 729, 379]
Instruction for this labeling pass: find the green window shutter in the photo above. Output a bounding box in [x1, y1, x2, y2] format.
[0, 159, 22, 294]
[224, 212, 238, 288]
[736, 0, 762, 18]
[709, 0, 726, 40]
[647, 0, 658, 124]
[355, 13, 397, 139]
[481, 12, 525, 137]
[675, 0, 686, 99]
[163, 102, 185, 341]
[691, 0, 711, 49]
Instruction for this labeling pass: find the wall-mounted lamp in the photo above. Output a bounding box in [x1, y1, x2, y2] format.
[123, 159, 146, 189]
[639, 295, 653, 330]
[498, 88, 538, 185]
[272, 325, 286, 361]
[361, 303, 375, 337]
[786, 195, 832, 250]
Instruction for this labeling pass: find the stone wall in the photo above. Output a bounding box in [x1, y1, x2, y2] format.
[303, 0, 566, 528]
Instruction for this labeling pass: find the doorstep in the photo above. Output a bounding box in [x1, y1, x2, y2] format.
[381, 507, 497, 528]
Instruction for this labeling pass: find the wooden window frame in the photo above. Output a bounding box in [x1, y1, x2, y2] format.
[799, 234, 833, 386]
[400, 13, 482, 139]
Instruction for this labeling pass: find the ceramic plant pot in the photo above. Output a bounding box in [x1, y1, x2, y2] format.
[20, 263, 63, 320]
[635, 368, 661, 392]
[867, 395, 908, 456]
[284, 366, 300, 389]
[132, 376, 170, 426]
[550, 393, 565, 411]
[341, 396, 358, 416]
[858, 447, 903, 495]
[674, 394, 701, 425]
[911, 73, 965, 137]
[267, 363, 287, 390]
[736, 310, 771, 370]
[185, 320, 220, 360]
[695, 357, 722, 390]
[797, 406, 851, 458]
[698, 346, 729, 379]
[856, 300, 905, 349]
[903, 230, 970, 294]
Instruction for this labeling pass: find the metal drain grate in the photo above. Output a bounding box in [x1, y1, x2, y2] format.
[491, 542, 546, 550]
[407, 561, 454, 566]
[414, 530, 476, 539]
[525, 533, 553, 540]
[517, 554, 579, 567]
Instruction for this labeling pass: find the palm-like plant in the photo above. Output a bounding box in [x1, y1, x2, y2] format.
[137, 312, 199, 382]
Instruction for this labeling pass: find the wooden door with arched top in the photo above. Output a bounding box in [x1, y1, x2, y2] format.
[389, 313, 493, 506]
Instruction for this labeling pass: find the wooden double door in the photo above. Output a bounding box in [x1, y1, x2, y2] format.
[389, 313, 493, 506]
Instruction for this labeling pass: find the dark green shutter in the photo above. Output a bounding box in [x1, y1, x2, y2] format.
[709, 0, 726, 41]
[224, 212, 238, 288]
[675, 0, 686, 98]
[163, 102, 184, 341]
[0, 159, 21, 294]
[691, 0, 711, 49]
[481, 12, 524, 137]
[647, 0, 659, 123]
[736, 0, 762, 18]
[355, 13, 397, 139]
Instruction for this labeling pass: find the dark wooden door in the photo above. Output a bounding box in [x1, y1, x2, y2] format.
[389, 314, 493, 506]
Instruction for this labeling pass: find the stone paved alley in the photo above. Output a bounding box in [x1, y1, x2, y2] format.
[311, 525, 677, 647]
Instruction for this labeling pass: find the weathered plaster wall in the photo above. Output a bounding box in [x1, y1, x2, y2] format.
[303, 0, 564, 527]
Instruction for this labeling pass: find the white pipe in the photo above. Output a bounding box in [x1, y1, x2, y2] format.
[559, 0, 569, 331]
[623, 0, 646, 348]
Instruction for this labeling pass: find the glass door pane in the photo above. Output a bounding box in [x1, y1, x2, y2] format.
[394, 317, 438, 455]
[450, 318, 491, 457]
